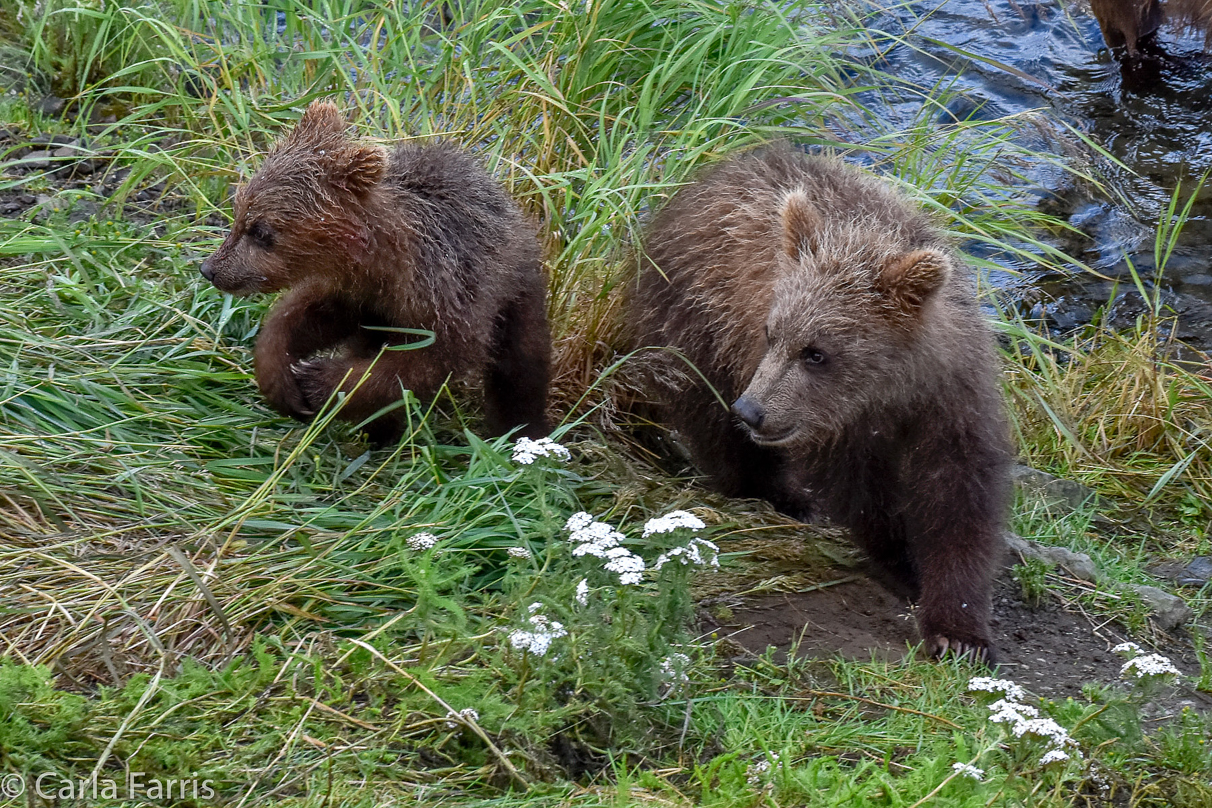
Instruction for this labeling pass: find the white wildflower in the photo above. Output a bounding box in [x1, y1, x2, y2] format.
[642, 509, 706, 537]
[660, 653, 691, 682]
[508, 607, 567, 656]
[511, 436, 570, 465]
[984, 696, 1081, 764]
[568, 516, 625, 557]
[507, 546, 532, 560]
[574, 578, 589, 606]
[746, 759, 771, 786]
[968, 676, 1026, 702]
[565, 512, 593, 532]
[654, 537, 720, 570]
[1120, 653, 1180, 680]
[745, 754, 781, 787]
[445, 707, 479, 729]
[1039, 748, 1071, 766]
[987, 699, 1039, 724]
[1111, 641, 1144, 658]
[1011, 717, 1076, 750]
[951, 762, 985, 781]
[603, 547, 645, 585]
[407, 532, 438, 551]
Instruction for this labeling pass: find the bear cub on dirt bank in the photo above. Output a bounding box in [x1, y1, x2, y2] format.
[632, 144, 1010, 663]
[200, 100, 551, 441]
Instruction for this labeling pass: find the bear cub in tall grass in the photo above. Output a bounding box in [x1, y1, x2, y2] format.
[632, 144, 1010, 663]
[201, 100, 550, 441]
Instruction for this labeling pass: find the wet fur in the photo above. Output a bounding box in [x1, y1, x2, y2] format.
[630, 144, 1011, 662]
[201, 101, 551, 440]
[1090, 0, 1212, 54]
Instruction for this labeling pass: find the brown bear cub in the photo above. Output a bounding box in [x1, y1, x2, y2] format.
[1090, 0, 1212, 55]
[632, 144, 1010, 663]
[201, 101, 551, 441]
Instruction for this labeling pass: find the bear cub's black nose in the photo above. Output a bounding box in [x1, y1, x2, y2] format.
[200, 260, 215, 282]
[732, 396, 765, 429]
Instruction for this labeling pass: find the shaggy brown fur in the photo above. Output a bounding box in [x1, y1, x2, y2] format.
[1090, 0, 1212, 54]
[201, 101, 551, 441]
[631, 144, 1011, 663]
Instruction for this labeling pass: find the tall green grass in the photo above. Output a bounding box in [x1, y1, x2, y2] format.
[1, 0, 1209, 803]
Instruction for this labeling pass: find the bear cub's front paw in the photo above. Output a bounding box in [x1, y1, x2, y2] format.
[258, 366, 315, 421]
[925, 632, 997, 667]
[292, 358, 343, 413]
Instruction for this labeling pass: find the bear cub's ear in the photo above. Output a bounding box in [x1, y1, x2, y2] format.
[329, 143, 388, 194]
[289, 100, 350, 144]
[780, 189, 822, 261]
[878, 249, 951, 314]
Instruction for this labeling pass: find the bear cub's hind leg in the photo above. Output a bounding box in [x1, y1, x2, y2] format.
[483, 284, 552, 439]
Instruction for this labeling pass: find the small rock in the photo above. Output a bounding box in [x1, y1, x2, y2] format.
[11, 149, 52, 171]
[33, 95, 66, 117]
[1130, 584, 1193, 631]
[0, 201, 19, 214]
[1032, 544, 1101, 583]
[1179, 556, 1212, 587]
[67, 199, 99, 224]
[1011, 465, 1096, 510]
[1003, 531, 1101, 582]
[18, 194, 35, 205]
[32, 195, 70, 222]
[32, 134, 78, 147]
[51, 144, 98, 175]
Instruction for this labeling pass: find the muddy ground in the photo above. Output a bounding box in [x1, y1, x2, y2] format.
[699, 544, 1212, 713]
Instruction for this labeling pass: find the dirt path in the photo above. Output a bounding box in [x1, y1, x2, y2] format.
[701, 567, 1212, 710]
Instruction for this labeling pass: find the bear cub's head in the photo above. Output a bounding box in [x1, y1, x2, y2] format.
[200, 100, 387, 295]
[731, 188, 952, 449]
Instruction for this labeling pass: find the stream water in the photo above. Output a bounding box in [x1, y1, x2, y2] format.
[875, 0, 1212, 351]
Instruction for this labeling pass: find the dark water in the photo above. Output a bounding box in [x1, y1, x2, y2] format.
[876, 0, 1212, 350]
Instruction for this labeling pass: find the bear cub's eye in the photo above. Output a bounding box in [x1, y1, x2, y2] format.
[247, 220, 275, 250]
[800, 347, 826, 365]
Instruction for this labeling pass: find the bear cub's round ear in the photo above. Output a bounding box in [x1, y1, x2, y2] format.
[877, 249, 951, 315]
[780, 189, 822, 261]
[286, 100, 350, 145]
[329, 144, 388, 194]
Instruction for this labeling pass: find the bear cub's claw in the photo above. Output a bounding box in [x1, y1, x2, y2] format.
[259, 364, 315, 421]
[928, 635, 997, 667]
[291, 359, 336, 414]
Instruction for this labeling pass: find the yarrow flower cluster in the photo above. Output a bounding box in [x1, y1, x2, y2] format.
[1112, 641, 1181, 682]
[745, 753, 782, 787]
[967, 676, 1026, 703]
[951, 762, 985, 782]
[507, 546, 532, 560]
[407, 532, 439, 551]
[653, 537, 720, 570]
[642, 510, 706, 537]
[565, 512, 646, 585]
[511, 436, 570, 465]
[969, 676, 1079, 766]
[445, 707, 479, 729]
[574, 578, 589, 606]
[1120, 653, 1181, 680]
[986, 698, 1040, 725]
[507, 604, 567, 656]
[659, 652, 691, 682]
